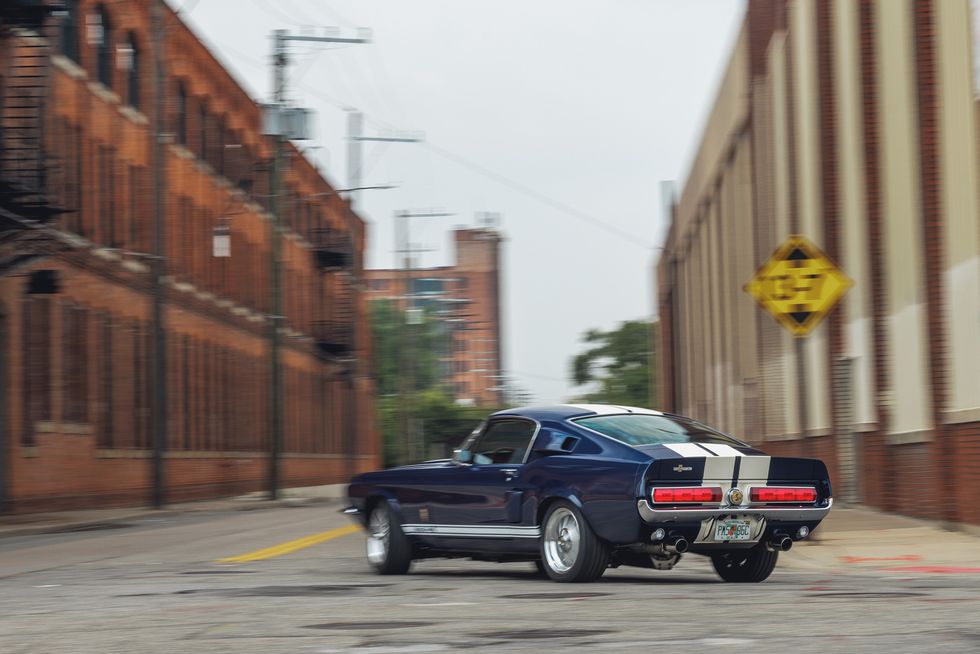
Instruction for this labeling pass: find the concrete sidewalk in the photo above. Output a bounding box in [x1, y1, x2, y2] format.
[0, 483, 347, 540]
[783, 505, 980, 574]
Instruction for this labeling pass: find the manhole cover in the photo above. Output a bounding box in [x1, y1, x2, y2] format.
[499, 592, 610, 600]
[478, 628, 612, 640]
[304, 621, 434, 630]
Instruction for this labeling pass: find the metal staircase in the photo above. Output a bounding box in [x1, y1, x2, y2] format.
[313, 271, 355, 360]
[1, 21, 64, 246]
[310, 226, 352, 271]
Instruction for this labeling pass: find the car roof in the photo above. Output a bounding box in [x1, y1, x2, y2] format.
[491, 403, 664, 422]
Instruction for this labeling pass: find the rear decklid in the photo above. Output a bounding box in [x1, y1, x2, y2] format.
[640, 442, 832, 503]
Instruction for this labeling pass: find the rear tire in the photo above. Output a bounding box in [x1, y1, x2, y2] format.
[539, 501, 608, 583]
[711, 546, 778, 583]
[366, 501, 412, 575]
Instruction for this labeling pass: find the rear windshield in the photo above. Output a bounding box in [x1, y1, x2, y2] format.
[573, 414, 745, 447]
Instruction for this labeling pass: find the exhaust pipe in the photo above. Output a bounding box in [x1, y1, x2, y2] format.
[768, 534, 793, 552]
[665, 537, 689, 554]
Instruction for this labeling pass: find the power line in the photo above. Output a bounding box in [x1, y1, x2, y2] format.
[421, 141, 655, 249]
[299, 85, 654, 249]
[207, 7, 654, 251]
[511, 370, 568, 383]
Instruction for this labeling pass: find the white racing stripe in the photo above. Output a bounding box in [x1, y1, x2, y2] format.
[737, 455, 772, 480]
[564, 404, 662, 416]
[663, 443, 772, 483]
[702, 457, 737, 482]
[701, 443, 745, 457]
[664, 443, 709, 458]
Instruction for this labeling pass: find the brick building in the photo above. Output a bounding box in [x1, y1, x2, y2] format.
[365, 227, 504, 407]
[0, 0, 378, 513]
[657, 0, 980, 525]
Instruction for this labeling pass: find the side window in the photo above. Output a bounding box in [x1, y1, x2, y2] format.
[472, 420, 535, 465]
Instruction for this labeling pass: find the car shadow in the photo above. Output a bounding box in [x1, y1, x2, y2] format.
[410, 567, 719, 584]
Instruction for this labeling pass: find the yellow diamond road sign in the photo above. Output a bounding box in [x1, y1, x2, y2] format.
[744, 235, 853, 337]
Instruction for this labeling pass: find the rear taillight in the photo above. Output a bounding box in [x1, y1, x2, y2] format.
[652, 486, 722, 504]
[750, 487, 817, 503]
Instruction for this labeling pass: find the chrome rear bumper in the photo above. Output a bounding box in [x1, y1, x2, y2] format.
[637, 497, 833, 523]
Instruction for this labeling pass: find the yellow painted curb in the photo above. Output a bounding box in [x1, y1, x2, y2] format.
[218, 524, 362, 563]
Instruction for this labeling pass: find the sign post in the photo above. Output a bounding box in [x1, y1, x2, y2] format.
[744, 235, 852, 459]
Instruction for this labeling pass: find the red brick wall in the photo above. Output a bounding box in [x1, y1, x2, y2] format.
[0, 1, 379, 513]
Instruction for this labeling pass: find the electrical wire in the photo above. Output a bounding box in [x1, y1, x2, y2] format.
[420, 141, 655, 250]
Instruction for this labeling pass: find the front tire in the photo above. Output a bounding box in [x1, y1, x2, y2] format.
[711, 546, 778, 583]
[539, 501, 608, 583]
[366, 501, 412, 575]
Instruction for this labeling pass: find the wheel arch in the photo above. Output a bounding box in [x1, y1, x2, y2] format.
[535, 490, 584, 527]
[363, 490, 404, 527]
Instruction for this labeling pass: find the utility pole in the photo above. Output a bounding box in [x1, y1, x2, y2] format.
[150, 0, 168, 509]
[394, 210, 452, 463]
[347, 110, 421, 209]
[265, 28, 369, 501]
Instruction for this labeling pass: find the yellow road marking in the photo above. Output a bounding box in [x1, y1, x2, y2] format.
[217, 524, 362, 563]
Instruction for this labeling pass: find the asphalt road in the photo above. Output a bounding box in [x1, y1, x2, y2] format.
[1, 505, 978, 653]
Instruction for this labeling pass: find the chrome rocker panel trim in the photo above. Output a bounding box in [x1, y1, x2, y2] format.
[637, 497, 833, 523]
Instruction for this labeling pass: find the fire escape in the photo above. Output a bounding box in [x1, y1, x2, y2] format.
[0, 1, 66, 274]
[310, 226, 355, 361]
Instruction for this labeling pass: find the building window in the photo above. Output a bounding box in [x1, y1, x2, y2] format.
[93, 5, 113, 88]
[124, 33, 139, 109]
[128, 164, 143, 251]
[217, 117, 226, 176]
[99, 313, 114, 448]
[60, 0, 79, 62]
[23, 296, 52, 445]
[98, 145, 117, 247]
[199, 101, 208, 161]
[175, 82, 187, 145]
[62, 303, 89, 424]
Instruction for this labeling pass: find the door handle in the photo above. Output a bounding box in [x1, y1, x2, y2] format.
[501, 468, 518, 481]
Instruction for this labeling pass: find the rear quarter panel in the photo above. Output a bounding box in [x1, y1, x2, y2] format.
[522, 455, 647, 544]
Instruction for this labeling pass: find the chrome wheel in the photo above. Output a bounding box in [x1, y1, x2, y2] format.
[543, 506, 581, 574]
[366, 507, 390, 565]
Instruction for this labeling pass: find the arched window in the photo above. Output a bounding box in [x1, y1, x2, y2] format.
[59, 0, 80, 62]
[93, 5, 113, 88]
[124, 33, 139, 109]
[175, 82, 187, 145]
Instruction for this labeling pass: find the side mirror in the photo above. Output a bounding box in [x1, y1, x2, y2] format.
[453, 448, 472, 464]
[533, 430, 579, 455]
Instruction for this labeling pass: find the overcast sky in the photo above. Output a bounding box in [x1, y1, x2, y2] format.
[170, 0, 745, 404]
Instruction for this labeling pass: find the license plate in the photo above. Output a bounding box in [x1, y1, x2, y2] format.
[714, 519, 752, 542]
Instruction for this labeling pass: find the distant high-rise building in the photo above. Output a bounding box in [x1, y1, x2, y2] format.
[366, 227, 504, 407]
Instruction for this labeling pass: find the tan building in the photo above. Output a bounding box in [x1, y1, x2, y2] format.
[365, 227, 504, 407]
[657, 0, 980, 525]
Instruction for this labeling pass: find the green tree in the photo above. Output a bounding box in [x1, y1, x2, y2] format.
[571, 319, 659, 407]
[369, 299, 443, 396]
[370, 300, 494, 466]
